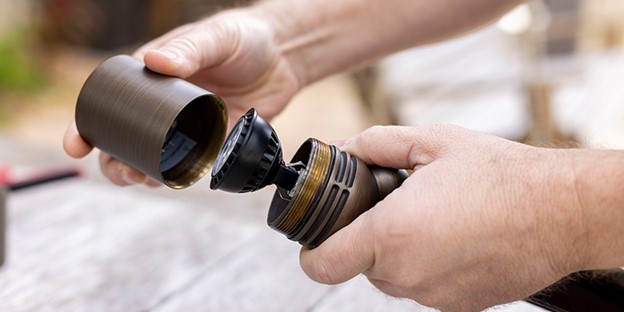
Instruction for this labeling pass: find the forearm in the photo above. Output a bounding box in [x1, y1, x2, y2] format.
[252, 0, 524, 85]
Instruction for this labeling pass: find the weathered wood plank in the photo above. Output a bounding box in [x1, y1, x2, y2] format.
[152, 228, 425, 312]
[152, 230, 333, 312]
[0, 179, 264, 312]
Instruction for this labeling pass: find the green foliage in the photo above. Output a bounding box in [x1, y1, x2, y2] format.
[0, 31, 46, 92]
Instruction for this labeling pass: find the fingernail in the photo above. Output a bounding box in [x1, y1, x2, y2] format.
[121, 168, 147, 185]
[146, 178, 163, 188]
[153, 49, 184, 67]
[120, 168, 134, 185]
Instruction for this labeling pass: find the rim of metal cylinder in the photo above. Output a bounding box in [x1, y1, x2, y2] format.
[75, 55, 228, 189]
[267, 139, 333, 236]
[159, 94, 228, 189]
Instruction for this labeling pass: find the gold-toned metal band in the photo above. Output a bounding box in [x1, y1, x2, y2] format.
[278, 139, 331, 233]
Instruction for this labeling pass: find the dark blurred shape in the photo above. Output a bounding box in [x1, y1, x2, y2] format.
[85, 0, 148, 50]
[543, 0, 581, 55]
[39, 0, 147, 50]
[37, 0, 252, 51]
[4, 168, 81, 192]
[528, 270, 624, 312]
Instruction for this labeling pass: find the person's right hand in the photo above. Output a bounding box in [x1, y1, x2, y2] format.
[63, 8, 304, 186]
[300, 125, 593, 311]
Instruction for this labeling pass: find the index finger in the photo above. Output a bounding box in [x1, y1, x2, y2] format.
[341, 125, 470, 169]
[63, 120, 93, 158]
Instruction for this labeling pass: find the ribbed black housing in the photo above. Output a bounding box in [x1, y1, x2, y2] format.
[210, 108, 284, 193]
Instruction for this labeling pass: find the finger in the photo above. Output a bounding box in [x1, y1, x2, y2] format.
[63, 120, 93, 158]
[299, 209, 376, 285]
[99, 153, 148, 186]
[142, 19, 238, 78]
[341, 125, 471, 169]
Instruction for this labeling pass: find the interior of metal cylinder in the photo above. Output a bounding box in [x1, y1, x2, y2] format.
[160, 95, 227, 189]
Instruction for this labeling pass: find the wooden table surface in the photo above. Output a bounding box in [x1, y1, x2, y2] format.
[0, 137, 544, 312]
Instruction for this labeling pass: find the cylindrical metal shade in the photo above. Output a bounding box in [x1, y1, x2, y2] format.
[76, 55, 228, 189]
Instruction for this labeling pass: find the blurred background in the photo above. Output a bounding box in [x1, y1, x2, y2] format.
[0, 0, 623, 155]
[357, 0, 624, 148]
[0, 0, 623, 311]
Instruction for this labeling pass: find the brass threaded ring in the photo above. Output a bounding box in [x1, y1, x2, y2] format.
[278, 139, 331, 233]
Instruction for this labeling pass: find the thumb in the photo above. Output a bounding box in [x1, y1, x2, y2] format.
[341, 125, 470, 169]
[300, 209, 376, 285]
[142, 19, 239, 78]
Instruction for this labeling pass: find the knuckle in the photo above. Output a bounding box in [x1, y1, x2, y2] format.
[357, 125, 389, 150]
[173, 36, 201, 60]
[371, 215, 407, 249]
[362, 125, 386, 137]
[427, 123, 461, 133]
[425, 124, 471, 141]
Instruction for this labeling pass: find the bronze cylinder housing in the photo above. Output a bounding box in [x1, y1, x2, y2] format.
[268, 139, 407, 248]
[75, 55, 228, 189]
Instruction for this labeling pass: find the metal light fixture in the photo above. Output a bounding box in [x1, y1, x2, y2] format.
[210, 108, 408, 247]
[75, 56, 407, 247]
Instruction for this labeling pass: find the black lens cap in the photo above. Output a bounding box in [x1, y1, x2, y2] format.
[210, 108, 298, 193]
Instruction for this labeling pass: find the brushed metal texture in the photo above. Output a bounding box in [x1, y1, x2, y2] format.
[76, 55, 227, 188]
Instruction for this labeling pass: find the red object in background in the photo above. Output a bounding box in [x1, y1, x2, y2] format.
[0, 166, 11, 186]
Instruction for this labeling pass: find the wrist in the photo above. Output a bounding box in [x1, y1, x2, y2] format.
[541, 148, 624, 276]
[519, 148, 588, 278]
[250, 1, 343, 86]
[549, 149, 592, 275]
[252, 0, 526, 87]
[571, 150, 624, 270]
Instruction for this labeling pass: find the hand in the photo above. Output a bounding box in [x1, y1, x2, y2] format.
[300, 125, 589, 311]
[63, 8, 302, 186]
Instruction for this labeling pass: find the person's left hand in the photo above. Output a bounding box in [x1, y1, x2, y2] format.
[300, 125, 589, 311]
[63, 8, 303, 186]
